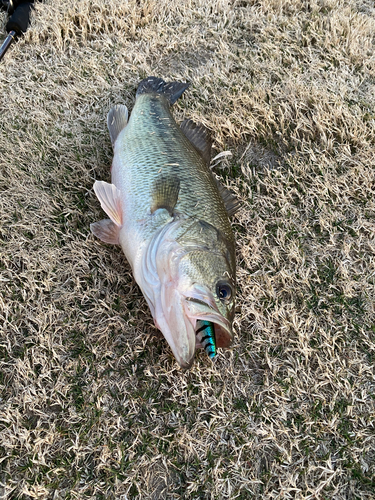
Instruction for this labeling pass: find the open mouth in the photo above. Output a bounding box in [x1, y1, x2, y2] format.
[184, 295, 233, 349]
[153, 283, 233, 369]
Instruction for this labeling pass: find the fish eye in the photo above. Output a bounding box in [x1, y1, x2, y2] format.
[216, 281, 233, 302]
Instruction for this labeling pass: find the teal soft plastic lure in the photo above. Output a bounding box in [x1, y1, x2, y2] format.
[196, 320, 217, 359]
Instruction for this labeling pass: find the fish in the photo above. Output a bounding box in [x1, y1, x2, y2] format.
[196, 320, 217, 359]
[91, 76, 238, 369]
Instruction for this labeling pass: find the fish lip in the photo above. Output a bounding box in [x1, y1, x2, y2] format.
[165, 340, 196, 371]
[170, 327, 196, 369]
[185, 296, 219, 312]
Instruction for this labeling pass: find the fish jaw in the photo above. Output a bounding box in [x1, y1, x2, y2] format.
[183, 286, 233, 349]
[134, 218, 196, 369]
[155, 285, 197, 369]
[139, 262, 197, 369]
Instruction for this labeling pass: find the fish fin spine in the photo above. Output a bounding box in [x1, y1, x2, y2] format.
[180, 119, 212, 164]
[107, 104, 129, 147]
[136, 76, 190, 105]
[93, 180, 123, 227]
[90, 219, 120, 244]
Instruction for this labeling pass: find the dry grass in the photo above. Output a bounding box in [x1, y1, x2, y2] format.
[0, 0, 374, 498]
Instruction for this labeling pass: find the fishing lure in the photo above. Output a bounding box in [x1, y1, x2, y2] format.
[196, 320, 217, 359]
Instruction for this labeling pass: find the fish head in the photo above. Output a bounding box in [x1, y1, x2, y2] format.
[147, 218, 235, 369]
[179, 248, 236, 349]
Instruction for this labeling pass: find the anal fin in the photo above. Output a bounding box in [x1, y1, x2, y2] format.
[93, 180, 123, 226]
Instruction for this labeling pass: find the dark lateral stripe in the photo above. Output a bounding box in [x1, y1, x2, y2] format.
[201, 335, 214, 344]
[196, 324, 211, 334]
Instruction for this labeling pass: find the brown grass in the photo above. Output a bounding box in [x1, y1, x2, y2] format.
[0, 0, 374, 498]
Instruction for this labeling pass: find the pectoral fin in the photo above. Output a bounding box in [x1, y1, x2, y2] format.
[93, 180, 123, 227]
[151, 176, 180, 215]
[90, 219, 120, 244]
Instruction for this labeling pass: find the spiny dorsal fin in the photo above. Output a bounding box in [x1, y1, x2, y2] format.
[136, 77, 190, 105]
[107, 104, 129, 147]
[151, 176, 180, 215]
[180, 119, 212, 165]
[214, 177, 241, 217]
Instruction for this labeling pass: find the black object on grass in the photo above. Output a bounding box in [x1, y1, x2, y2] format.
[0, 1, 35, 61]
[1, 1, 31, 15]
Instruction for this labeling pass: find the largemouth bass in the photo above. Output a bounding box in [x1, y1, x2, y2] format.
[91, 77, 238, 369]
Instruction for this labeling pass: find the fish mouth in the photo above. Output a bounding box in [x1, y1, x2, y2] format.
[183, 292, 233, 349]
[154, 287, 233, 370]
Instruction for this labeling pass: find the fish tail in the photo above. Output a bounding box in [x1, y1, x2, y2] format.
[136, 76, 190, 105]
[196, 320, 217, 359]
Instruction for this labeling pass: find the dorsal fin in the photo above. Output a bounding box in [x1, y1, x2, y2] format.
[180, 119, 212, 165]
[107, 104, 129, 147]
[151, 175, 180, 215]
[214, 177, 241, 217]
